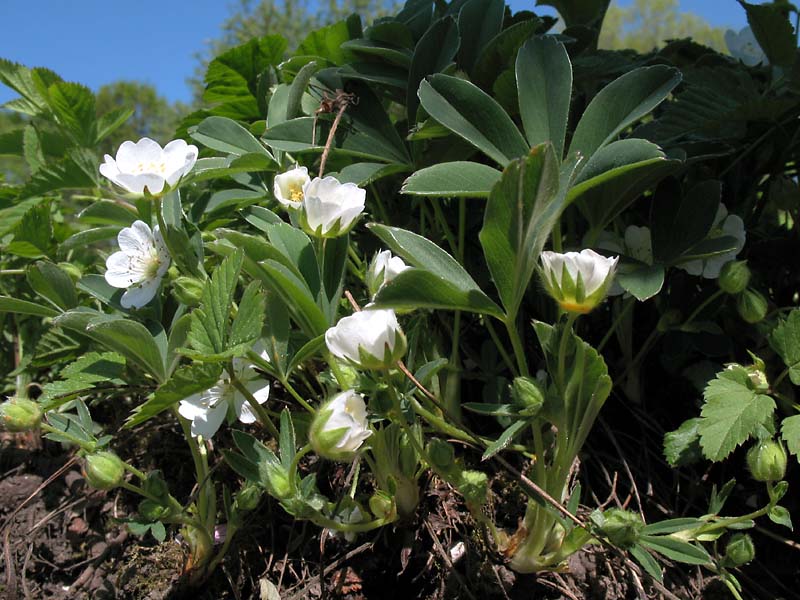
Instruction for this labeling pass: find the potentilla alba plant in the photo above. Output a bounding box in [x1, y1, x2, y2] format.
[299, 176, 366, 237]
[679, 204, 745, 279]
[100, 137, 198, 196]
[273, 166, 310, 209]
[309, 390, 372, 461]
[540, 249, 618, 314]
[325, 309, 407, 369]
[366, 250, 410, 297]
[725, 26, 768, 66]
[104, 220, 170, 309]
[178, 353, 270, 439]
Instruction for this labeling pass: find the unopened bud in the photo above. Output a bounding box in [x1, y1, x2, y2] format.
[427, 439, 455, 469]
[723, 533, 755, 567]
[234, 484, 262, 512]
[512, 376, 544, 416]
[0, 397, 42, 432]
[459, 470, 488, 508]
[593, 508, 643, 549]
[719, 261, 751, 295]
[369, 491, 396, 520]
[737, 288, 767, 324]
[172, 276, 204, 307]
[84, 451, 125, 490]
[747, 439, 787, 482]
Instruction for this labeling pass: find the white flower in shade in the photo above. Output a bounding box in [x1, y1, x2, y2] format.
[104, 220, 170, 309]
[177, 350, 270, 439]
[309, 390, 372, 461]
[597, 226, 653, 297]
[300, 176, 366, 237]
[540, 249, 618, 314]
[273, 166, 310, 209]
[325, 309, 406, 370]
[725, 26, 768, 67]
[678, 204, 746, 279]
[100, 137, 198, 196]
[366, 250, 410, 297]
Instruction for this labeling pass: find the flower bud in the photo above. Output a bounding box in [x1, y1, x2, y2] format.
[143, 470, 170, 499]
[459, 470, 488, 509]
[57, 262, 83, 283]
[234, 483, 263, 512]
[266, 465, 293, 499]
[309, 391, 372, 461]
[722, 533, 755, 567]
[84, 451, 126, 490]
[366, 250, 410, 297]
[0, 397, 42, 432]
[737, 288, 768, 323]
[511, 376, 544, 416]
[592, 508, 643, 549]
[746, 439, 787, 482]
[719, 260, 751, 294]
[540, 249, 618, 314]
[369, 491, 396, 520]
[172, 276, 205, 306]
[325, 309, 407, 370]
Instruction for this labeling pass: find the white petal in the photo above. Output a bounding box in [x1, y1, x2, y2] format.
[120, 276, 161, 309]
[117, 221, 154, 255]
[163, 139, 199, 185]
[115, 138, 163, 172]
[190, 400, 228, 439]
[105, 251, 146, 288]
[152, 226, 172, 276]
[274, 167, 310, 207]
[115, 173, 166, 196]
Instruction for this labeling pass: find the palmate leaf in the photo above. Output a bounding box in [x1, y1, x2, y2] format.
[769, 309, 800, 386]
[697, 370, 776, 462]
[40, 351, 126, 407]
[186, 250, 243, 357]
[782, 415, 800, 458]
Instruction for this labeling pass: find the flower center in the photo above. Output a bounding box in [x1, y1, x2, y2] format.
[134, 161, 167, 175]
[289, 185, 304, 202]
[143, 250, 162, 279]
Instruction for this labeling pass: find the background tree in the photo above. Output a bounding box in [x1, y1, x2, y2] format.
[599, 0, 727, 52]
[95, 81, 185, 153]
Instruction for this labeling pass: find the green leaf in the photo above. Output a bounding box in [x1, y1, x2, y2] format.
[781, 414, 800, 457]
[769, 309, 800, 386]
[56, 310, 167, 383]
[95, 107, 135, 144]
[332, 162, 409, 186]
[568, 66, 681, 161]
[768, 505, 793, 530]
[709, 479, 736, 515]
[190, 116, 274, 158]
[6, 201, 52, 258]
[279, 410, 297, 471]
[739, 1, 796, 67]
[401, 161, 502, 197]
[630, 544, 663, 582]
[78, 199, 137, 226]
[616, 264, 664, 302]
[229, 281, 266, 350]
[369, 224, 503, 318]
[480, 144, 561, 318]
[641, 518, 703, 536]
[60, 226, 121, 252]
[150, 521, 166, 543]
[76, 275, 125, 310]
[481, 419, 528, 460]
[126, 362, 222, 427]
[40, 352, 126, 407]
[639, 536, 711, 565]
[697, 373, 776, 462]
[407, 16, 460, 120]
[663, 418, 703, 467]
[340, 39, 412, 68]
[516, 36, 572, 159]
[652, 180, 720, 264]
[46, 82, 96, 147]
[187, 251, 243, 356]
[297, 20, 352, 65]
[418, 74, 529, 167]
[26, 261, 78, 311]
[0, 296, 59, 318]
[457, 0, 504, 74]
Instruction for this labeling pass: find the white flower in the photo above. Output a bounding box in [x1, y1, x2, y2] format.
[597, 226, 653, 297]
[300, 176, 366, 237]
[325, 309, 406, 369]
[178, 351, 270, 439]
[100, 137, 198, 196]
[104, 220, 171, 309]
[273, 166, 311, 209]
[366, 250, 410, 297]
[540, 249, 618, 314]
[678, 204, 746, 279]
[310, 390, 372, 460]
[725, 26, 768, 67]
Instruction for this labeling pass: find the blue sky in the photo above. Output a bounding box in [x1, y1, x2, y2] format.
[0, 0, 751, 106]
